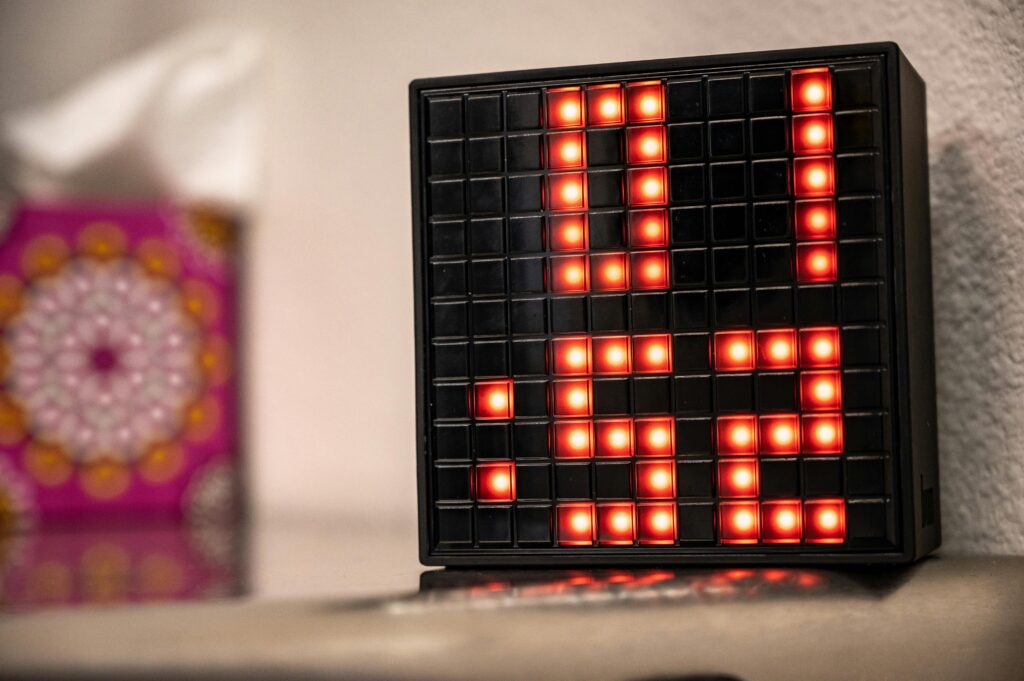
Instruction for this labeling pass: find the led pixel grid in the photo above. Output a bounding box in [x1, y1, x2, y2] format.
[412, 43, 939, 565]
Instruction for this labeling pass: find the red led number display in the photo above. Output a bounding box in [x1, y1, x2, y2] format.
[456, 66, 850, 549]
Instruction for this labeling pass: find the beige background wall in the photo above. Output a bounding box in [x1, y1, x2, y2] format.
[0, 0, 1021, 554]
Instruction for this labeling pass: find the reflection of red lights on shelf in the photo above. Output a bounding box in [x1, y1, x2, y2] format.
[472, 380, 513, 420]
[475, 462, 516, 502]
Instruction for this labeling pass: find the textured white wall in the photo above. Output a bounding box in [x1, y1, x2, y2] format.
[0, 0, 1021, 554]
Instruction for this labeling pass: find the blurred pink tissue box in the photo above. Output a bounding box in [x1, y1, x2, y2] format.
[0, 28, 260, 529]
[0, 202, 240, 527]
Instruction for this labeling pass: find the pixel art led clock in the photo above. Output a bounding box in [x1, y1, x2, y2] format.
[410, 43, 939, 565]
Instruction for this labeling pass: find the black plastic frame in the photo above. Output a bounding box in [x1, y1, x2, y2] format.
[410, 42, 939, 566]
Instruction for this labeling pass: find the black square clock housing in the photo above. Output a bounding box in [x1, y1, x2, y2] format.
[410, 43, 939, 565]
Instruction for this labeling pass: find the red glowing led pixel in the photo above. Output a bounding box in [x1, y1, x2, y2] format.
[799, 327, 841, 368]
[635, 417, 674, 457]
[626, 81, 664, 123]
[547, 131, 585, 169]
[586, 84, 624, 126]
[792, 114, 834, 155]
[762, 500, 803, 544]
[627, 167, 668, 206]
[793, 156, 835, 197]
[720, 501, 760, 544]
[635, 460, 675, 499]
[714, 330, 755, 372]
[592, 336, 632, 375]
[626, 126, 667, 164]
[548, 213, 588, 251]
[557, 503, 595, 545]
[717, 415, 758, 456]
[801, 413, 844, 454]
[718, 459, 759, 498]
[791, 68, 832, 112]
[473, 380, 513, 420]
[475, 462, 516, 502]
[553, 420, 594, 458]
[796, 242, 838, 282]
[756, 329, 797, 370]
[598, 503, 636, 545]
[590, 252, 629, 291]
[795, 199, 836, 239]
[548, 172, 587, 211]
[631, 251, 670, 289]
[632, 334, 672, 373]
[759, 414, 801, 456]
[547, 87, 585, 128]
[550, 254, 589, 293]
[551, 336, 591, 375]
[552, 379, 593, 417]
[800, 371, 843, 411]
[637, 503, 676, 545]
[628, 209, 669, 248]
[804, 499, 846, 544]
[595, 418, 633, 457]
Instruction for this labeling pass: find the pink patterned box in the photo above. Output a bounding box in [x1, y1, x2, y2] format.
[0, 202, 239, 528]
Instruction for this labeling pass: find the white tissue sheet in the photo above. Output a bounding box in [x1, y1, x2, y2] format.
[3, 26, 263, 209]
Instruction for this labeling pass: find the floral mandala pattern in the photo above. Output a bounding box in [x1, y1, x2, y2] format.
[6, 259, 201, 463]
[0, 214, 234, 506]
